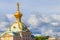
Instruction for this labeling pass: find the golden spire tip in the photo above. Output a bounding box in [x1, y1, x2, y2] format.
[17, 2, 20, 11]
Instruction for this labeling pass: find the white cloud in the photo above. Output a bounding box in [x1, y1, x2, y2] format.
[51, 22, 59, 26]
[28, 15, 39, 26]
[34, 34, 41, 36]
[51, 14, 60, 21]
[6, 14, 15, 23]
[41, 27, 55, 36]
[27, 14, 60, 37]
[0, 22, 8, 27]
[39, 16, 51, 23]
[0, 21, 9, 31]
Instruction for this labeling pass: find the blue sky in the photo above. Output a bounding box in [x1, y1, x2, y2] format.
[0, 0, 60, 37]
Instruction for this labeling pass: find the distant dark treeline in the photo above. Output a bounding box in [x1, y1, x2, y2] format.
[35, 36, 49, 40]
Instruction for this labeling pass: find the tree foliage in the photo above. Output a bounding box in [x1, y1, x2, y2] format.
[35, 36, 49, 40]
